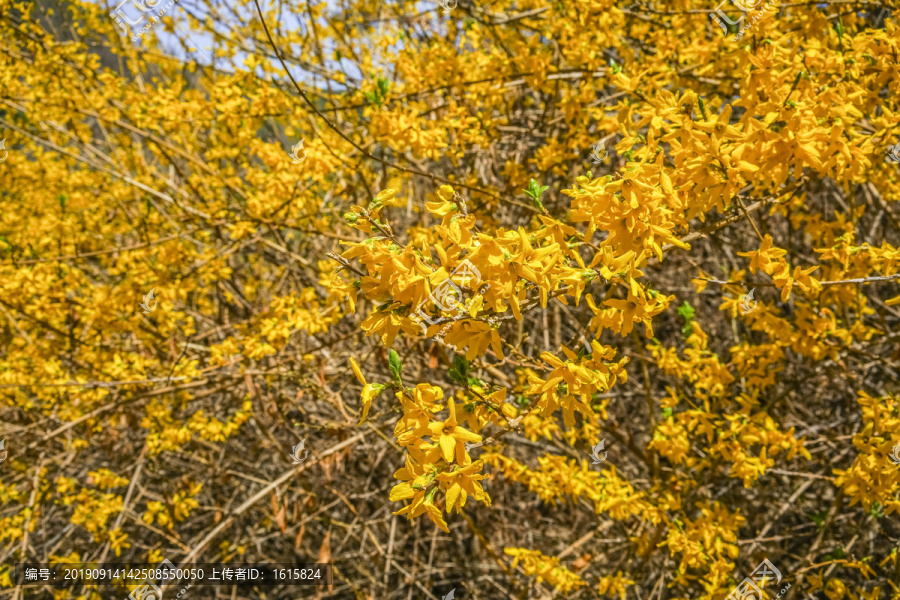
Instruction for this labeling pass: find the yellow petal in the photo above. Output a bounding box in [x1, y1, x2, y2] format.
[452, 426, 482, 443]
[349, 357, 366, 385]
[359, 383, 382, 424]
[439, 434, 456, 462]
[445, 483, 462, 512]
[389, 483, 416, 502]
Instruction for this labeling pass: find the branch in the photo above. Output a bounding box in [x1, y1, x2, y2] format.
[165, 431, 366, 589]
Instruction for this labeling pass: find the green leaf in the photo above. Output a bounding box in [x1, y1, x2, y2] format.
[809, 511, 827, 527]
[454, 354, 469, 375]
[449, 355, 469, 385]
[523, 178, 549, 208]
[388, 349, 402, 383]
[575, 343, 591, 360]
[677, 301, 695, 335]
[677, 301, 695, 322]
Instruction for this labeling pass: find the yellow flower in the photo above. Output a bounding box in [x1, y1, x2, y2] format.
[424, 185, 458, 218]
[426, 399, 482, 463]
[350, 357, 385, 424]
[435, 460, 491, 513]
[393, 487, 449, 532]
[692, 103, 744, 154]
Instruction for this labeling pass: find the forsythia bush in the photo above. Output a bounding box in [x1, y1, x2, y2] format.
[1, 0, 899, 598]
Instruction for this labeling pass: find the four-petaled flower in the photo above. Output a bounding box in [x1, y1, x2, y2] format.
[426, 399, 482, 464]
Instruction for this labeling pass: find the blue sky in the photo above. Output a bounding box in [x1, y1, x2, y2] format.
[95, 0, 429, 87]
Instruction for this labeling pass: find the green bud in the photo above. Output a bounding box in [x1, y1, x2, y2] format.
[388, 350, 402, 383]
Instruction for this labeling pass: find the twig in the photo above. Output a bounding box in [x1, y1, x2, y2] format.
[12, 454, 44, 600]
[250, 0, 509, 204]
[166, 431, 366, 592]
